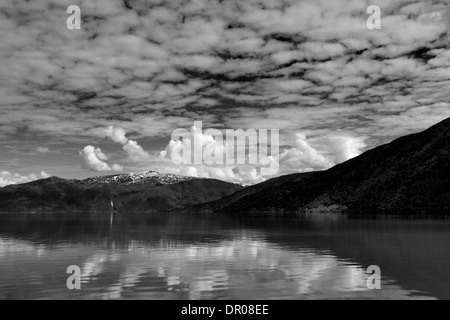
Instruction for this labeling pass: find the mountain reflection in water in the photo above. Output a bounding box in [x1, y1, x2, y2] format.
[0, 213, 448, 300]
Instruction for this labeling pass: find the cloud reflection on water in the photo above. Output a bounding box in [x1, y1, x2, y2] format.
[0, 213, 442, 300]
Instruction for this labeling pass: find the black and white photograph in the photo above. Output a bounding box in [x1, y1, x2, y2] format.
[0, 0, 450, 304]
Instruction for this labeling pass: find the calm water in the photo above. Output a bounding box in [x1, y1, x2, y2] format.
[0, 213, 449, 300]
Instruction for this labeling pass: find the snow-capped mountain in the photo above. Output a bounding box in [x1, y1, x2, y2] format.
[81, 171, 201, 186]
[0, 171, 243, 213]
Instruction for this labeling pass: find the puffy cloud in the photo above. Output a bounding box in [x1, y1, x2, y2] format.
[79, 146, 123, 172]
[324, 135, 367, 164]
[0, 171, 50, 187]
[123, 140, 150, 162]
[159, 123, 275, 183]
[280, 133, 366, 172]
[91, 126, 128, 145]
[160, 123, 365, 183]
[91, 126, 150, 161]
[172, 166, 264, 185]
[161, 124, 227, 165]
[281, 134, 331, 170]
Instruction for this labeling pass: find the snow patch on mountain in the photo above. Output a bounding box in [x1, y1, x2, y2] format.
[82, 171, 201, 186]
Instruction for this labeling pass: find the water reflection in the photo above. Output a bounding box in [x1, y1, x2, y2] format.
[0, 213, 448, 300]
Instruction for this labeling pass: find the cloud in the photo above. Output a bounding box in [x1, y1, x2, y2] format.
[166, 165, 264, 185]
[37, 147, 51, 154]
[161, 124, 227, 165]
[91, 126, 128, 145]
[324, 135, 367, 164]
[36, 147, 61, 154]
[0, 171, 50, 187]
[281, 134, 331, 171]
[192, 166, 263, 184]
[159, 124, 273, 183]
[122, 140, 150, 162]
[159, 123, 364, 183]
[280, 133, 366, 172]
[79, 146, 123, 172]
[91, 126, 150, 161]
[0, 0, 450, 184]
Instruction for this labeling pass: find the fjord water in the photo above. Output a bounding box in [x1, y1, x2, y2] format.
[0, 213, 449, 300]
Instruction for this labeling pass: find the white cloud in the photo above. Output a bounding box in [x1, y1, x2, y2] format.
[161, 124, 227, 165]
[91, 126, 128, 145]
[79, 146, 123, 172]
[91, 126, 150, 161]
[281, 134, 331, 171]
[324, 135, 367, 163]
[159, 124, 272, 184]
[123, 140, 150, 162]
[37, 147, 50, 154]
[170, 165, 264, 185]
[157, 122, 370, 183]
[280, 133, 366, 172]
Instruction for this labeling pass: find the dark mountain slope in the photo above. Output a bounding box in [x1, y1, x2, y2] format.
[0, 172, 243, 213]
[202, 117, 450, 214]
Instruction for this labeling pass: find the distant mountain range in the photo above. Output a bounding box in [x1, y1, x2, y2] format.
[198, 117, 450, 215]
[0, 171, 243, 213]
[82, 171, 199, 186]
[1, 118, 449, 215]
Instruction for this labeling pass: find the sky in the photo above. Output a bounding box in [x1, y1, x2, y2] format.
[1, 0, 450, 186]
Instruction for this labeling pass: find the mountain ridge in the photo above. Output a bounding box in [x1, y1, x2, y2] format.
[196, 117, 450, 215]
[80, 170, 203, 186]
[0, 171, 243, 213]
